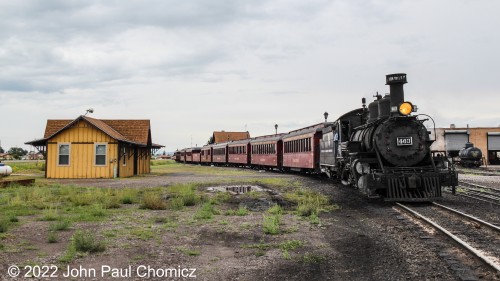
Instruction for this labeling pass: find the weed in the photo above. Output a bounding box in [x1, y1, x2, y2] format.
[284, 189, 337, 217]
[219, 220, 229, 225]
[193, 202, 218, 220]
[9, 216, 19, 223]
[235, 206, 249, 216]
[302, 253, 327, 264]
[262, 214, 281, 235]
[211, 192, 232, 204]
[153, 217, 167, 223]
[90, 204, 107, 217]
[72, 230, 106, 253]
[141, 192, 167, 210]
[309, 213, 320, 225]
[104, 197, 121, 209]
[47, 232, 58, 243]
[0, 220, 9, 233]
[267, 204, 283, 215]
[178, 247, 200, 256]
[168, 197, 185, 210]
[40, 207, 59, 221]
[49, 220, 71, 231]
[131, 228, 155, 240]
[120, 190, 138, 204]
[225, 206, 249, 216]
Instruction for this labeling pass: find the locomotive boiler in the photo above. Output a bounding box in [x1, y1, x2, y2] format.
[458, 143, 483, 168]
[320, 73, 458, 201]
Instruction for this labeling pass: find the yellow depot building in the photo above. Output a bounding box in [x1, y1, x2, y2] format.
[26, 115, 163, 178]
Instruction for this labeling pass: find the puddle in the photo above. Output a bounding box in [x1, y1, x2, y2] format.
[207, 185, 265, 194]
[206, 185, 295, 211]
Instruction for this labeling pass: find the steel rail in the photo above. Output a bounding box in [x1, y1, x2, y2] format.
[431, 202, 500, 232]
[396, 203, 500, 273]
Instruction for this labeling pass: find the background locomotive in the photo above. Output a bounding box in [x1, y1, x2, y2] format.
[176, 73, 458, 201]
[458, 143, 483, 168]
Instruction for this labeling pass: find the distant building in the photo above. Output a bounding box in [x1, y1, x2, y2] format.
[430, 126, 500, 165]
[25, 115, 163, 178]
[23, 152, 45, 160]
[0, 153, 13, 160]
[211, 131, 250, 144]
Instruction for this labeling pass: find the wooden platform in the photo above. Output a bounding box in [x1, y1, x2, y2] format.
[0, 177, 36, 187]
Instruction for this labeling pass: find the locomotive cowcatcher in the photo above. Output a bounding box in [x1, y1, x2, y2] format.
[320, 73, 458, 201]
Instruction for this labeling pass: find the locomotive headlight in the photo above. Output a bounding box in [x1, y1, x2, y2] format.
[399, 102, 413, 116]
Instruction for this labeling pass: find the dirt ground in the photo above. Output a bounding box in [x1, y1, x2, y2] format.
[1, 164, 499, 280]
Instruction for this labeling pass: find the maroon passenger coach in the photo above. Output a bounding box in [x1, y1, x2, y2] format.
[200, 145, 212, 164]
[228, 139, 250, 166]
[212, 142, 228, 164]
[250, 134, 284, 169]
[282, 123, 328, 172]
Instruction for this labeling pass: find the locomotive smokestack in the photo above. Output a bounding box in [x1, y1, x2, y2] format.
[386, 73, 407, 115]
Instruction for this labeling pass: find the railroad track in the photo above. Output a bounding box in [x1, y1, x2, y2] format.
[396, 202, 500, 273]
[445, 180, 500, 206]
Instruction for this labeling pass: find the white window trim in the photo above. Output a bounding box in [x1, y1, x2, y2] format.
[57, 143, 71, 166]
[94, 143, 108, 166]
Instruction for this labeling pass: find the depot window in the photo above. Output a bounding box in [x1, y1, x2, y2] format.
[58, 143, 70, 166]
[95, 143, 107, 166]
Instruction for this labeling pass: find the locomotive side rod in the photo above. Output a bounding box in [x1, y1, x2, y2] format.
[396, 202, 500, 273]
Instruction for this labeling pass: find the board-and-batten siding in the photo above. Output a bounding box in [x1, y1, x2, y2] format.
[119, 146, 134, 178]
[46, 121, 118, 179]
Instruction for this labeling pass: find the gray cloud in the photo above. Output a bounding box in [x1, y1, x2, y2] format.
[0, 0, 499, 152]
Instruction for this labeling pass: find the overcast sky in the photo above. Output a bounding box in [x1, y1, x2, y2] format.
[1, 0, 499, 153]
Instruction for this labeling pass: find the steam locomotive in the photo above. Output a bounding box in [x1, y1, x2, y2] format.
[320, 73, 458, 201]
[177, 73, 458, 201]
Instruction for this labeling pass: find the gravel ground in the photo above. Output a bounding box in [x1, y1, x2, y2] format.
[3, 166, 500, 280]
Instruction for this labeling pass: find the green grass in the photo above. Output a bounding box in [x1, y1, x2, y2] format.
[130, 228, 155, 240]
[244, 239, 304, 258]
[225, 206, 249, 216]
[167, 183, 201, 208]
[301, 253, 327, 264]
[284, 189, 338, 217]
[49, 220, 71, 231]
[177, 247, 200, 256]
[141, 192, 167, 210]
[4, 161, 45, 174]
[72, 230, 106, 253]
[47, 232, 58, 243]
[262, 214, 281, 235]
[151, 160, 251, 176]
[193, 202, 219, 220]
[0, 219, 9, 233]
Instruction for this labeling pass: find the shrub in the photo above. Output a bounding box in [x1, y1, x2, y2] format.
[104, 197, 121, 209]
[193, 202, 218, 220]
[262, 214, 280, 235]
[141, 193, 167, 210]
[49, 220, 71, 231]
[47, 232, 58, 243]
[73, 230, 106, 253]
[41, 207, 59, 221]
[267, 204, 283, 215]
[0, 220, 9, 233]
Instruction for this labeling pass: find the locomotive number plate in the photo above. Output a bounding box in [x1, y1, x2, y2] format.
[397, 137, 413, 146]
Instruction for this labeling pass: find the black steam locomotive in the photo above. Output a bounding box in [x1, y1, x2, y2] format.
[320, 73, 458, 201]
